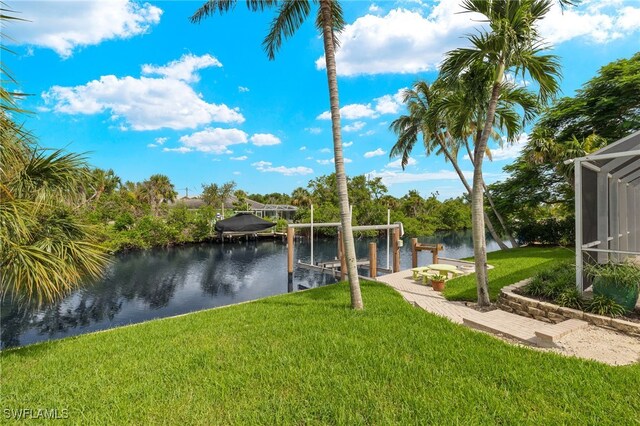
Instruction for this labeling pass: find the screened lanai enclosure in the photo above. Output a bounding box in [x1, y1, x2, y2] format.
[572, 130, 640, 292]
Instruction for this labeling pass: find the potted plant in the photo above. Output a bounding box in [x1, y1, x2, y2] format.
[586, 261, 640, 313]
[430, 274, 448, 292]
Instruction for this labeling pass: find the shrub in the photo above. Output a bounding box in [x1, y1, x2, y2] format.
[522, 277, 546, 297]
[114, 212, 135, 231]
[555, 288, 584, 310]
[585, 295, 626, 317]
[515, 217, 574, 246]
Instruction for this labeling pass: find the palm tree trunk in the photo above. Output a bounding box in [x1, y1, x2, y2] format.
[320, 0, 362, 310]
[436, 135, 507, 250]
[473, 77, 503, 307]
[464, 140, 517, 248]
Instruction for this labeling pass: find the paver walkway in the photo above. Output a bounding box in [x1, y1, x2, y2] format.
[377, 270, 587, 346]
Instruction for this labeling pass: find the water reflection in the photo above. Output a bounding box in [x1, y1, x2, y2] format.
[1, 230, 504, 349]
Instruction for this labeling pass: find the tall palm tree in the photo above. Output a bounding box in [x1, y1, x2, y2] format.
[440, 62, 537, 250]
[390, 78, 536, 250]
[440, 0, 561, 306]
[191, 0, 363, 309]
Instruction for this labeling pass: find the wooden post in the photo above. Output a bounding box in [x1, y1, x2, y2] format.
[392, 227, 400, 273]
[369, 242, 377, 278]
[287, 227, 294, 275]
[338, 230, 346, 281]
[433, 244, 442, 264]
[411, 238, 418, 268]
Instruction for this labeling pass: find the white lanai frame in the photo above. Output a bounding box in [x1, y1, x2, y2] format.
[571, 130, 640, 292]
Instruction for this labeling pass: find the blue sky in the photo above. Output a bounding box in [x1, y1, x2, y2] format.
[6, 0, 640, 199]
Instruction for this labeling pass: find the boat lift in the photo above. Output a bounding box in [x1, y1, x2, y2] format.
[286, 205, 404, 281]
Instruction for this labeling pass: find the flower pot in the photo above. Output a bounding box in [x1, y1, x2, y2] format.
[431, 280, 446, 292]
[593, 276, 639, 313]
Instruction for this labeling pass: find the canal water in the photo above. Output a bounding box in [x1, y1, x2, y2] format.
[1, 231, 506, 349]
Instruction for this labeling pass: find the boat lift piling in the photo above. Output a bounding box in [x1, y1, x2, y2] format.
[286, 207, 402, 280]
[410, 238, 444, 267]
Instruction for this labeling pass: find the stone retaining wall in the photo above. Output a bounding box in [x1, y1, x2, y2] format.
[498, 279, 640, 337]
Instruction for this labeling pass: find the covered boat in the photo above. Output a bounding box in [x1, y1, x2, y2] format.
[214, 213, 275, 234]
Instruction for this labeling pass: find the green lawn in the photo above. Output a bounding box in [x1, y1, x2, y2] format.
[443, 246, 575, 302]
[2, 277, 639, 424]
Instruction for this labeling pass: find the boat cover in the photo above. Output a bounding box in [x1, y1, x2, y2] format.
[214, 213, 275, 233]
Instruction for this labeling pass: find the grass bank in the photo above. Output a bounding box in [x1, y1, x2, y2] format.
[443, 246, 575, 302]
[2, 277, 638, 424]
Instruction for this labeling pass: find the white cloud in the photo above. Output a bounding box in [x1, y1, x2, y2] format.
[41, 57, 244, 131]
[386, 157, 417, 169]
[9, 0, 162, 58]
[364, 148, 386, 158]
[238, 86, 250, 92]
[163, 147, 192, 154]
[369, 3, 381, 13]
[374, 88, 406, 114]
[343, 121, 366, 132]
[319, 148, 331, 153]
[317, 158, 352, 165]
[316, 5, 477, 76]
[300, 146, 307, 151]
[306, 156, 314, 160]
[305, 127, 322, 134]
[252, 161, 314, 176]
[488, 133, 529, 162]
[233, 171, 241, 175]
[250, 133, 281, 146]
[147, 143, 157, 148]
[343, 141, 353, 147]
[360, 130, 375, 137]
[370, 169, 471, 186]
[316, 1, 640, 76]
[317, 104, 377, 120]
[142, 54, 221, 83]
[539, 1, 640, 44]
[155, 137, 168, 145]
[462, 133, 529, 162]
[178, 128, 248, 154]
[230, 155, 248, 161]
[317, 88, 407, 121]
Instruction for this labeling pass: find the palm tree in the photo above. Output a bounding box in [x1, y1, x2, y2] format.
[390, 78, 536, 250]
[440, 62, 537, 250]
[191, 0, 363, 309]
[526, 128, 607, 183]
[1, 5, 108, 304]
[440, 0, 561, 306]
[138, 174, 178, 214]
[0, 123, 109, 305]
[291, 187, 312, 208]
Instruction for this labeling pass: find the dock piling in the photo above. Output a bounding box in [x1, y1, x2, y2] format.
[287, 227, 294, 282]
[392, 227, 400, 273]
[411, 238, 418, 268]
[369, 242, 377, 278]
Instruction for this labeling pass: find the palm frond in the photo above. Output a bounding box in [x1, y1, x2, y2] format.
[263, 0, 311, 60]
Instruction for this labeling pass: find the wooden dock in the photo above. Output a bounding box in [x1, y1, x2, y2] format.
[297, 259, 392, 277]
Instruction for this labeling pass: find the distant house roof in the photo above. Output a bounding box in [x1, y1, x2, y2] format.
[173, 197, 205, 209]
